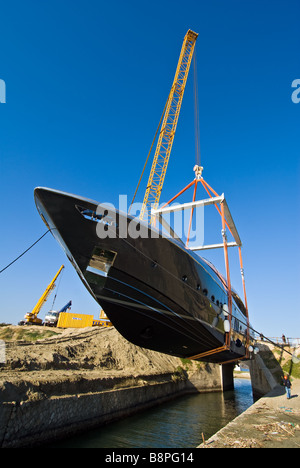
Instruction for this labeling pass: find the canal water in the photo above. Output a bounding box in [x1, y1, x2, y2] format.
[51, 378, 253, 448]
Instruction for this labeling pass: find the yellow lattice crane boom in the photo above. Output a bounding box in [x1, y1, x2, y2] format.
[139, 29, 198, 224]
[20, 265, 64, 325]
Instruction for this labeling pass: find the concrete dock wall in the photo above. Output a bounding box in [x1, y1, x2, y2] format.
[245, 343, 284, 397]
[0, 380, 186, 447]
[1, 344, 282, 448]
[0, 365, 223, 448]
[247, 354, 279, 397]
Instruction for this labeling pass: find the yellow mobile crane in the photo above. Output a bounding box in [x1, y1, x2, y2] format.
[19, 265, 64, 325]
[139, 30, 198, 224]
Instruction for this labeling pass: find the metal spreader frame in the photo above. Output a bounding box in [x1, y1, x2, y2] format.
[151, 166, 250, 363]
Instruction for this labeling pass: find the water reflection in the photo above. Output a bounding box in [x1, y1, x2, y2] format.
[52, 378, 253, 448]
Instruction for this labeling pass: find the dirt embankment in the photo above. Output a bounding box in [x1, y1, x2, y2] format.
[0, 325, 217, 404]
[1, 325, 183, 372]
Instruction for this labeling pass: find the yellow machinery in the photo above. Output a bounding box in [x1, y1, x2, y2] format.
[57, 312, 94, 328]
[56, 309, 112, 328]
[93, 309, 112, 328]
[19, 265, 64, 325]
[139, 30, 198, 224]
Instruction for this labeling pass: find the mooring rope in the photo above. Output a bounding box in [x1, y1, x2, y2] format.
[0, 230, 50, 274]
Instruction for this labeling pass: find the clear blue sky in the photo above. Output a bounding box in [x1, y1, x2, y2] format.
[0, 0, 299, 339]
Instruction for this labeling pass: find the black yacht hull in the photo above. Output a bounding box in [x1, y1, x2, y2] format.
[34, 187, 250, 363]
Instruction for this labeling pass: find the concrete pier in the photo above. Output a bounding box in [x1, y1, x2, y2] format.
[199, 379, 300, 448]
[246, 344, 284, 397]
[221, 363, 235, 391]
[199, 343, 300, 448]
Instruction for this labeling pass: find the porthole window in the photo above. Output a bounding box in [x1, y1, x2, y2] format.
[182, 275, 188, 282]
[196, 284, 201, 291]
[203, 289, 208, 296]
[211, 295, 215, 303]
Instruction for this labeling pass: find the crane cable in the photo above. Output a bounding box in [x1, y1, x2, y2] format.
[193, 48, 201, 167]
[51, 266, 64, 309]
[128, 95, 169, 214]
[129, 43, 201, 213]
[0, 229, 50, 274]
